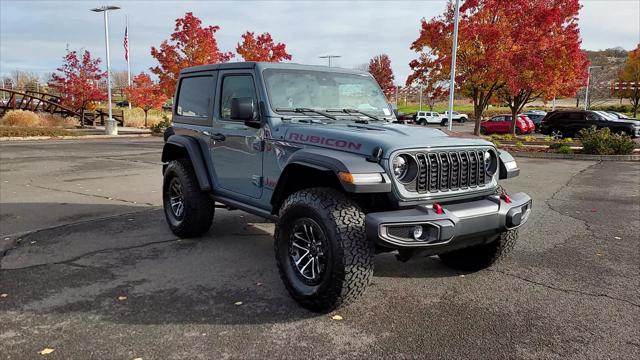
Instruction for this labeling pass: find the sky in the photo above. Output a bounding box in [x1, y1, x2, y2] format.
[1, 0, 639, 84]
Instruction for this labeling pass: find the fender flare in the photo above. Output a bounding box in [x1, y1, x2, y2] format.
[161, 135, 212, 191]
[498, 150, 520, 179]
[279, 148, 392, 193]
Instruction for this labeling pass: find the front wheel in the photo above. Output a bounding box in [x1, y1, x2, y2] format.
[550, 128, 563, 140]
[274, 188, 374, 312]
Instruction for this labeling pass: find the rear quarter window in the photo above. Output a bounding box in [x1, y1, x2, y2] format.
[176, 76, 214, 118]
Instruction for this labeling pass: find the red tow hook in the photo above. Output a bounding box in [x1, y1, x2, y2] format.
[500, 191, 512, 204]
[433, 202, 444, 215]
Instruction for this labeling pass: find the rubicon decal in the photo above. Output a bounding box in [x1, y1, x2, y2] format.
[288, 133, 362, 151]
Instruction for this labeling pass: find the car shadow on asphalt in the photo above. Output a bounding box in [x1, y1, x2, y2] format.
[1, 203, 463, 325]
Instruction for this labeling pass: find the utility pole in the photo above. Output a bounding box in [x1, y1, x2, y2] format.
[319, 55, 341, 67]
[447, 0, 461, 131]
[584, 65, 602, 110]
[91, 5, 121, 135]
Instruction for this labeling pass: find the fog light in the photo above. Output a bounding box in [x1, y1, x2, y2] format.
[412, 225, 424, 240]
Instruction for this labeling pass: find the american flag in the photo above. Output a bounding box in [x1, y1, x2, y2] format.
[123, 26, 129, 62]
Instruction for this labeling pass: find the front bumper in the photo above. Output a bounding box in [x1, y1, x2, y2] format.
[365, 192, 532, 251]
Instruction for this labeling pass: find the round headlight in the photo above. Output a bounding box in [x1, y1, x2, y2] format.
[484, 151, 498, 176]
[392, 154, 417, 183]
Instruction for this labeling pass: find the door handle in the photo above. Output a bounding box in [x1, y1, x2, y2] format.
[210, 133, 226, 141]
[203, 131, 225, 141]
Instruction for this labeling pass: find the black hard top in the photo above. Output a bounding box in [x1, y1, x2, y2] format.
[180, 61, 369, 75]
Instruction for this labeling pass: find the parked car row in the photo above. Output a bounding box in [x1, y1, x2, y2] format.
[394, 110, 470, 126]
[480, 114, 536, 135]
[539, 110, 640, 138]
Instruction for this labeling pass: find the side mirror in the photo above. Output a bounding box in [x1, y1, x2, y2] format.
[231, 97, 255, 119]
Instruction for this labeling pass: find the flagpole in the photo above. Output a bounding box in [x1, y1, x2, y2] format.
[126, 15, 132, 109]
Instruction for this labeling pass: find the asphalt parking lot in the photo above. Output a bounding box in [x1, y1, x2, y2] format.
[1, 137, 639, 359]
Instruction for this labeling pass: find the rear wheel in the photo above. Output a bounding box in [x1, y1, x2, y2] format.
[274, 188, 374, 312]
[163, 159, 214, 237]
[480, 127, 488, 135]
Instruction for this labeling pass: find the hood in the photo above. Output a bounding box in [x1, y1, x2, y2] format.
[279, 121, 493, 158]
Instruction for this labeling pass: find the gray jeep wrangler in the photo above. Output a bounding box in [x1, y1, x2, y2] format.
[161, 62, 532, 312]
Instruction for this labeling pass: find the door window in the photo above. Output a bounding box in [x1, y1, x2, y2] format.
[176, 76, 214, 118]
[220, 75, 257, 121]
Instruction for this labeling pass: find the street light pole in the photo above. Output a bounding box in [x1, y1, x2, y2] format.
[447, 0, 461, 131]
[584, 65, 602, 110]
[91, 5, 120, 135]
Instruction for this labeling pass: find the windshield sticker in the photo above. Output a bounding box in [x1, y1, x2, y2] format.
[288, 133, 362, 151]
[383, 108, 391, 116]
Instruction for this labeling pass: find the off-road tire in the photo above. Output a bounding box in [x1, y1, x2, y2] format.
[163, 159, 214, 237]
[274, 188, 374, 312]
[438, 185, 518, 271]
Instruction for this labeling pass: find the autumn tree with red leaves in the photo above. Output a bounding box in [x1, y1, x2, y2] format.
[124, 72, 168, 127]
[368, 54, 395, 98]
[498, 0, 588, 134]
[614, 45, 640, 117]
[48, 50, 106, 127]
[408, 0, 588, 135]
[151, 12, 233, 96]
[236, 31, 292, 62]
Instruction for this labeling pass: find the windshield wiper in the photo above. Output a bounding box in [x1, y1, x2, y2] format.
[326, 108, 383, 122]
[275, 107, 337, 121]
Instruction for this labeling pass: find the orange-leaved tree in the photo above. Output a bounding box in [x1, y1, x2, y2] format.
[368, 54, 395, 99]
[409, 0, 513, 135]
[124, 72, 168, 127]
[614, 45, 640, 117]
[151, 12, 233, 97]
[236, 31, 292, 62]
[48, 50, 106, 127]
[498, 0, 588, 134]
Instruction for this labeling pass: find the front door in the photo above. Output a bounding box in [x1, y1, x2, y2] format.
[210, 72, 263, 199]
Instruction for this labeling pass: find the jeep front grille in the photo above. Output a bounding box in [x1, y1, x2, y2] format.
[414, 150, 487, 193]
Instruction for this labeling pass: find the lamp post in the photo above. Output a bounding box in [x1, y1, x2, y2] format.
[584, 65, 602, 110]
[447, 0, 461, 131]
[319, 55, 341, 67]
[91, 5, 120, 135]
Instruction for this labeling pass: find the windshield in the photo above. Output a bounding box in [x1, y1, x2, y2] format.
[595, 111, 617, 120]
[263, 69, 392, 118]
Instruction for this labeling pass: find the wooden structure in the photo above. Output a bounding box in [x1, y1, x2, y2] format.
[0, 88, 124, 126]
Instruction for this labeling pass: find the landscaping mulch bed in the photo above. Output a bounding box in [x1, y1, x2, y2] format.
[0, 126, 83, 138]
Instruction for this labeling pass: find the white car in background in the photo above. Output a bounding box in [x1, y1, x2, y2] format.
[415, 111, 441, 125]
[442, 111, 469, 123]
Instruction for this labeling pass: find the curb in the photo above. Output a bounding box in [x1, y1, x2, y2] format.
[0, 133, 153, 141]
[511, 151, 640, 161]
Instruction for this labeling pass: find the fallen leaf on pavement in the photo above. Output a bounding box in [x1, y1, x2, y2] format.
[133, 358, 143, 360]
[0, 293, 7, 298]
[39, 348, 55, 355]
[331, 315, 343, 321]
[614, 236, 621, 240]
[459, 274, 465, 278]
[234, 301, 243, 306]
[117, 296, 127, 301]
[256, 282, 264, 287]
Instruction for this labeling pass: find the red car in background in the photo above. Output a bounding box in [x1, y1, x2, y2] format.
[480, 114, 535, 134]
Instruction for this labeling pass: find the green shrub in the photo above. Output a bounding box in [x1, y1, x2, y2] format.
[579, 127, 613, 154]
[503, 134, 514, 141]
[543, 136, 553, 142]
[562, 137, 574, 143]
[591, 104, 632, 113]
[549, 142, 573, 154]
[578, 126, 636, 155]
[489, 134, 502, 141]
[609, 133, 635, 155]
[150, 115, 172, 134]
[515, 141, 524, 148]
[523, 135, 536, 142]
